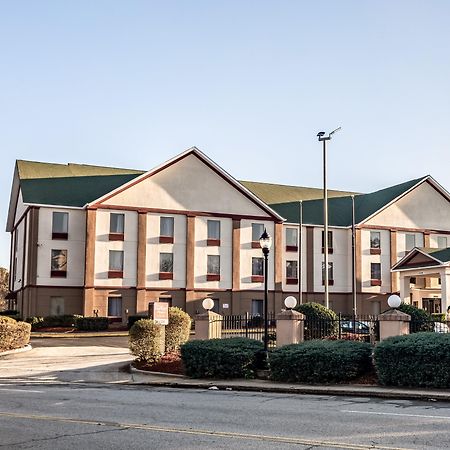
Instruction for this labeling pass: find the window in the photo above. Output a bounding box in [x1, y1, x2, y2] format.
[160, 217, 174, 243]
[438, 236, 448, 249]
[108, 250, 124, 278]
[51, 249, 67, 277]
[321, 262, 333, 285]
[207, 220, 221, 245]
[207, 255, 220, 281]
[370, 231, 381, 254]
[371, 263, 381, 286]
[251, 257, 264, 282]
[159, 253, 174, 279]
[108, 297, 122, 317]
[286, 228, 298, 251]
[251, 299, 263, 316]
[286, 260, 298, 284]
[52, 212, 68, 239]
[251, 223, 265, 248]
[50, 297, 64, 315]
[109, 213, 124, 240]
[405, 234, 416, 251]
[321, 230, 333, 253]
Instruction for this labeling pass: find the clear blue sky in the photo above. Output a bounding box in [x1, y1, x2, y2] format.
[1, 1, 450, 267]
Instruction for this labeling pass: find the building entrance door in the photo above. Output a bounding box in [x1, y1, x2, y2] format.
[422, 298, 441, 314]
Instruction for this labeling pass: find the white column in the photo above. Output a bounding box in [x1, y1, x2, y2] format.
[440, 268, 450, 313]
[399, 273, 410, 304]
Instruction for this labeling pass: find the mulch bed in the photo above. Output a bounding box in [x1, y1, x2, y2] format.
[134, 352, 185, 375]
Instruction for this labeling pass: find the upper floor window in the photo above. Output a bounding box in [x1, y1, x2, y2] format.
[52, 212, 68, 240]
[405, 234, 416, 252]
[207, 220, 221, 246]
[160, 217, 174, 243]
[251, 223, 265, 248]
[438, 236, 448, 249]
[51, 249, 67, 278]
[321, 262, 334, 285]
[109, 213, 125, 241]
[286, 228, 298, 252]
[251, 257, 264, 282]
[371, 263, 381, 286]
[108, 250, 124, 278]
[207, 255, 220, 281]
[321, 230, 333, 253]
[159, 252, 174, 280]
[370, 231, 381, 254]
[286, 260, 298, 284]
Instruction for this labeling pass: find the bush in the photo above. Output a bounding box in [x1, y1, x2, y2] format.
[25, 315, 83, 330]
[129, 319, 164, 364]
[165, 307, 191, 353]
[294, 302, 338, 339]
[0, 317, 31, 351]
[75, 317, 109, 331]
[431, 313, 446, 322]
[0, 310, 21, 320]
[374, 332, 450, 388]
[25, 316, 45, 329]
[181, 337, 263, 379]
[127, 315, 147, 330]
[269, 340, 373, 383]
[397, 303, 433, 332]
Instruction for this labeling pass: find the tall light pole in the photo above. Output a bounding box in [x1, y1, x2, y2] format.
[259, 228, 272, 357]
[317, 127, 341, 309]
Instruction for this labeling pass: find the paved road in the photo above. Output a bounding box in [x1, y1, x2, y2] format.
[1, 384, 450, 449]
[0, 336, 132, 384]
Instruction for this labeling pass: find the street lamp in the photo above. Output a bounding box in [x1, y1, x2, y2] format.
[259, 228, 272, 356]
[317, 127, 341, 309]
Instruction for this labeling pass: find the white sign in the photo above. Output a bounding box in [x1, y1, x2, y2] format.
[223, 303, 229, 309]
[149, 302, 169, 325]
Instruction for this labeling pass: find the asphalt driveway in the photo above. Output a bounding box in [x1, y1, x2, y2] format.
[0, 336, 133, 384]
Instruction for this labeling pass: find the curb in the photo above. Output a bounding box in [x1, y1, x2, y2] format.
[0, 344, 32, 357]
[31, 332, 128, 338]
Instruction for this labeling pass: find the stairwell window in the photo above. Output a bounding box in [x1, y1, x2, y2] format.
[207, 255, 220, 281]
[438, 236, 448, 249]
[109, 213, 125, 241]
[51, 249, 67, 278]
[370, 231, 381, 254]
[286, 228, 298, 252]
[405, 234, 416, 252]
[251, 223, 264, 248]
[371, 263, 382, 286]
[321, 262, 334, 285]
[251, 257, 264, 283]
[108, 250, 124, 278]
[159, 253, 174, 280]
[160, 217, 174, 243]
[321, 230, 333, 253]
[207, 220, 221, 246]
[52, 212, 68, 240]
[286, 260, 298, 285]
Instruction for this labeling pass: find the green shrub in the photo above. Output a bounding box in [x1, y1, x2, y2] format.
[25, 316, 45, 329]
[0, 310, 21, 321]
[294, 302, 338, 339]
[75, 317, 109, 331]
[25, 315, 83, 330]
[181, 337, 263, 379]
[431, 313, 446, 322]
[269, 340, 372, 383]
[374, 332, 450, 388]
[165, 307, 191, 353]
[0, 317, 31, 351]
[129, 319, 164, 364]
[397, 303, 433, 332]
[127, 315, 147, 330]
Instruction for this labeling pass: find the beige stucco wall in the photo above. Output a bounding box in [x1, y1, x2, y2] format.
[101, 154, 271, 217]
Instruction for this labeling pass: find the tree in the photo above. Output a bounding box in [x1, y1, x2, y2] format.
[0, 268, 9, 311]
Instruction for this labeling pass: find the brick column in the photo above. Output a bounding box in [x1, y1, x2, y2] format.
[83, 208, 96, 316]
[194, 311, 222, 340]
[185, 215, 196, 312]
[390, 230, 398, 292]
[136, 211, 147, 313]
[276, 309, 304, 346]
[231, 219, 241, 314]
[378, 309, 411, 340]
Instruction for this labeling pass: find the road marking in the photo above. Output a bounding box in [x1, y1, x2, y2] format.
[0, 388, 43, 393]
[342, 410, 450, 420]
[0, 411, 412, 450]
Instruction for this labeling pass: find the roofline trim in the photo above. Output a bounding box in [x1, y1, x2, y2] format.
[88, 147, 285, 222]
[391, 247, 446, 271]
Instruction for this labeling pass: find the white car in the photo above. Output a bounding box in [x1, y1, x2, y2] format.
[434, 322, 449, 333]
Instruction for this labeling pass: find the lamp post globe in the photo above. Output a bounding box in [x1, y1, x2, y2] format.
[387, 294, 401, 309]
[202, 298, 214, 311]
[284, 296, 297, 310]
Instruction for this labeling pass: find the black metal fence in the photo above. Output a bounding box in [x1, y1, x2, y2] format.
[410, 319, 450, 334]
[220, 313, 277, 348]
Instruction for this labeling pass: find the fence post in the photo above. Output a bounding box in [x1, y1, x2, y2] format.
[276, 309, 305, 347]
[378, 309, 411, 341]
[245, 312, 249, 338]
[194, 311, 222, 340]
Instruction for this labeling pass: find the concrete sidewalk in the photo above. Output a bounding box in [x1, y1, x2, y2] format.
[129, 366, 450, 402]
[31, 331, 129, 338]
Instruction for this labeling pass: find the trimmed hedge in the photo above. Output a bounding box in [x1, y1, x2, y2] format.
[181, 337, 263, 379]
[374, 332, 450, 388]
[0, 316, 31, 351]
[26, 315, 83, 330]
[129, 319, 164, 364]
[0, 310, 21, 321]
[75, 317, 108, 331]
[165, 307, 191, 353]
[269, 340, 372, 383]
[294, 302, 338, 339]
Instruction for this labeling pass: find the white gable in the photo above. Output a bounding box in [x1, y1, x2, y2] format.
[98, 153, 272, 217]
[365, 181, 450, 230]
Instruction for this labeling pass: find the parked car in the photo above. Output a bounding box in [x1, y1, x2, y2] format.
[434, 322, 449, 333]
[340, 320, 370, 335]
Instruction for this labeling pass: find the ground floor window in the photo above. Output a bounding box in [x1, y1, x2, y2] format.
[251, 299, 263, 316]
[50, 297, 64, 316]
[108, 297, 122, 317]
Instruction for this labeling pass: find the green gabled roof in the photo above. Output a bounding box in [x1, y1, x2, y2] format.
[270, 175, 429, 226]
[240, 180, 357, 204]
[21, 174, 142, 207]
[419, 247, 450, 264]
